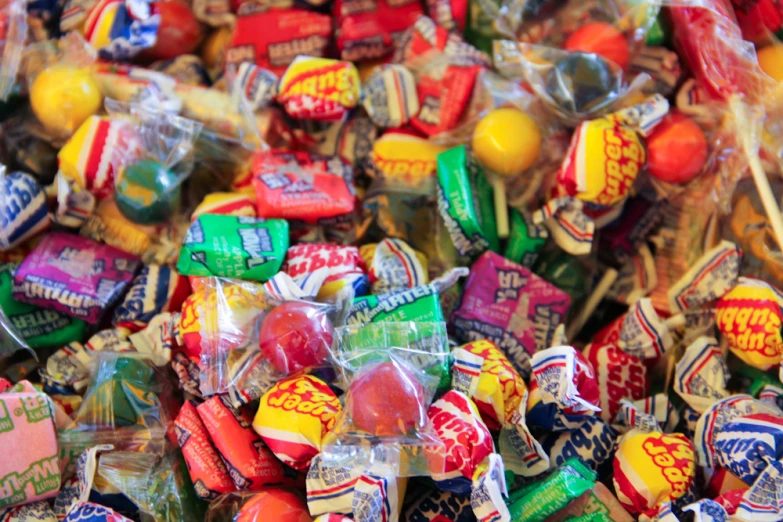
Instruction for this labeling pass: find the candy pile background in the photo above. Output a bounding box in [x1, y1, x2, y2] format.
[1, 0, 783, 519]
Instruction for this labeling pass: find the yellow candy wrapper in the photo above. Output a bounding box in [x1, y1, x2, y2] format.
[191, 192, 257, 221]
[277, 57, 360, 121]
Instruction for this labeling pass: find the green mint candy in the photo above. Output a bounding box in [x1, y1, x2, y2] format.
[176, 215, 289, 281]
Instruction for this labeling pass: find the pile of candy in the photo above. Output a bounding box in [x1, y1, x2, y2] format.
[1, 0, 783, 519]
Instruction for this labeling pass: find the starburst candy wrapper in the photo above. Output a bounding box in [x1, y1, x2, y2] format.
[450, 251, 571, 377]
[612, 430, 696, 515]
[277, 57, 360, 121]
[13, 232, 141, 324]
[253, 375, 341, 471]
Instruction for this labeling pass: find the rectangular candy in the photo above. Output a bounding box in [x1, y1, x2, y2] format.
[450, 251, 570, 377]
[174, 400, 235, 500]
[196, 396, 285, 491]
[12, 232, 141, 324]
[347, 285, 445, 325]
[0, 390, 61, 508]
[175, 215, 289, 282]
[112, 264, 190, 331]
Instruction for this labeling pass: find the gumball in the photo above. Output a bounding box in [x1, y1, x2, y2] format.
[613, 430, 695, 514]
[472, 108, 541, 177]
[715, 279, 783, 370]
[138, 1, 202, 61]
[29, 65, 102, 136]
[349, 361, 426, 436]
[114, 160, 181, 225]
[546, 53, 620, 114]
[564, 22, 630, 70]
[235, 488, 313, 522]
[758, 45, 783, 83]
[259, 302, 333, 375]
[646, 113, 707, 184]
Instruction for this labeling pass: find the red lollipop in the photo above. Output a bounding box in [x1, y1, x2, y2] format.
[259, 302, 333, 375]
[646, 113, 708, 184]
[564, 22, 631, 70]
[349, 361, 427, 436]
[235, 488, 312, 522]
[138, 2, 202, 61]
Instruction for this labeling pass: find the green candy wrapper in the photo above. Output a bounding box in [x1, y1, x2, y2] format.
[437, 145, 499, 259]
[505, 210, 548, 269]
[348, 286, 445, 324]
[507, 458, 596, 522]
[0, 265, 87, 349]
[176, 215, 289, 281]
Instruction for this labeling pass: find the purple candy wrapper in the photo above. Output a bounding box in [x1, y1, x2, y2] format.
[12, 232, 141, 324]
[450, 252, 571, 377]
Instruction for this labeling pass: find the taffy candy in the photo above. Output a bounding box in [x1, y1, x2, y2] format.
[252, 151, 355, 225]
[176, 215, 289, 281]
[112, 264, 189, 331]
[451, 251, 570, 376]
[253, 375, 341, 470]
[335, 0, 423, 61]
[192, 193, 256, 221]
[361, 65, 420, 128]
[0, 170, 50, 251]
[12, 232, 141, 324]
[544, 482, 633, 522]
[612, 430, 696, 515]
[277, 57, 361, 121]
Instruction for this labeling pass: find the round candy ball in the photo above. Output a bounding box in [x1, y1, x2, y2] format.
[235, 488, 313, 522]
[546, 53, 620, 114]
[472, 108, 541, 177]
[758, 45, 783, 83]
[259, 302, 333, 376]
[564, 22, 630, 70]
[139, 1, 202, 61]
[646, 113, 707, 184]
[115, 160, 181, 225]
[29, 65, 102, 136]
[349, 361, 426, 436]
[613, 430, 695, 514]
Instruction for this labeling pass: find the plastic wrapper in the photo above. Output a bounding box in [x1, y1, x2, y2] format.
[335, 0, 423, 61]
[283, 243, 368, 301]
[359, 239, 428, 294]
[362, 65, 420, 128]
[323, 322, 448, 477]
[277, 57, 361, 121]
[530, 345, 601, 416]
[0, 0, 26, 102]
[0, 168, 50, 252]
[205, 489, 312, 522]
[403, 487, 474, 522]
[106, 101, 203, 226]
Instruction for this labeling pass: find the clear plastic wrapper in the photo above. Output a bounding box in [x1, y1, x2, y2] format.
[205, 489, 312, 522]
[106, 100, 203, 226]
[323, 322, 448, 477]
[0, 0, 26, 102]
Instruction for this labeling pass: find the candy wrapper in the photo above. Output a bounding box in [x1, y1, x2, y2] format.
[112, 264, 189, 331]
[359, 239, 428, 294]
[252, 150, 356, 226]
[107, 102, 203, 226]
[450, 251, 571, 377]
[530, 345, 601, 416]
[335, 0, 423, 61]
[12, 232, 141, 324]
[283, 243, 368, 300]
[176, 215, 289, 281]
[583, 341, 648, 423]
[0, 0, 25, 102]
[403, 487, 474, 522]
[277, 57, 361, 121]
[206, 488, 313, 522]
[324, 322, 448, 476]
[361, 65, 420, 128]
[0, 169, 50, 252]
[253, 375, 341, 471]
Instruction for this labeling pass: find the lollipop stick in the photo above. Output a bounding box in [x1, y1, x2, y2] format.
[492, 175, 510, 239]
[664, 313, 685, 330]
[730, 96, 783, 253]
[566, 268, 619, 340]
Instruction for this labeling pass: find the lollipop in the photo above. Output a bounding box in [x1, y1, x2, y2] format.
[645, 112, 708, 184]
[472, 108, 542, 238]
[564, 22, 631, 70]
[29, 65, 102, 137]
[235, 489, 313, 522]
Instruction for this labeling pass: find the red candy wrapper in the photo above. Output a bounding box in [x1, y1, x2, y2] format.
[583, 342, 648, 423]
[252, 150, 356, 225]
[530, 345, 601, 416]
[226, 8, 331, 76]
[174, 400, 236, 500]
[197, 396, 286, 491]
[334, 0, 424, 61]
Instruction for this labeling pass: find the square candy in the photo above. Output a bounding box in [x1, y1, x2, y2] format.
[13, 232, 141, 324]
[450, 251, 570, 377]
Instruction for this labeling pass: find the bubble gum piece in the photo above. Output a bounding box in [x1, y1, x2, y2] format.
[362, 65, 420, 128]
[349, 361, 427, 436]
[472, 108, 541, 178]
[583, 342, 648, 422]
[531, 346, 600, 415]
[715, 279, 783, 370]
[258, 302, 333, 376]
[564, 22, 631, 70]
[254, 375, 341, 470]
[277, 57, 360, 122]
[541, 416, 616, 471]
[235, 488, 312, 522]
[368, 130, 445, 184]
[29, 66, 102, 137]
[283, 243, 367, 297]
[645, 112, 707, 184]
[612, 430, 695, 514]
[459, 340, 527, 430]
[360, 239, 428, 294]
[714, 412, 783, 485]
[0, 171, 50, 251]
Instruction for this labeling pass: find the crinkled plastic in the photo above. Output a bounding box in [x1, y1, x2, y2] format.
[205, 489, 312, 522]
[0, 0, 26, 102]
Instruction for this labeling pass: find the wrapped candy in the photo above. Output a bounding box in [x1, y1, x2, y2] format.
[283, 243, 368, 300]
[359, 239, 428, 294]
[277, 57, 361, 121]
[0, 170, 50, 252]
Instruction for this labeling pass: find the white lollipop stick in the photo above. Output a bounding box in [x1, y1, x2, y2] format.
[566, 267, 619, 340]
[492, 174, 510, 239]
[730, 96, 783, 253]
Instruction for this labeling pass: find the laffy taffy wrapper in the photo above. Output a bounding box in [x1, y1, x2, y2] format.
[254, 375, 341, 471]
[612, 430, 696, 515]
[12, 232, 141, 324]
[277, 57, 360, 122]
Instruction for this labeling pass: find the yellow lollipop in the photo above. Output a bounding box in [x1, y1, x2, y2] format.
[758, 45, 783, 83]
[30, 65, 103, 137]
[472, 108, 541, 238]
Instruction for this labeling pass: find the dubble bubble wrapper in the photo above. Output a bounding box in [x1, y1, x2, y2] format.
[253, 375, 341, 471]
[450, 251, 571, 378]
[176, 215, 289, 282]
[12, 232, 141, 325]
[0, 388, 61, 508]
